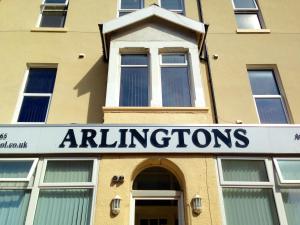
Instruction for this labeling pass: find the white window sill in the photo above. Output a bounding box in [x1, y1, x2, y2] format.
[236, 29, 271, 34]
[103, 106, 209, 113]
[31, 27, 68, 33]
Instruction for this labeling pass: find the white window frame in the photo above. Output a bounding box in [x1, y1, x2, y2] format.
[130, 190, 185, 225]
[118, 0, 144, 17]
[231, 0, 263, 29]
[39, 158, 98, 187]
[217, 157, 273, 186]
[105, 42, 206, 108]
[37, 0, 68, 28]
[217, 157, 291, 225]
[274, 158, 300, 184]
[13, 65, 57, 124]
[119, 53, 150, 106]
[158, 0, 185, 15]
[248, 69, 289, 124]
[0, 158, 38, 182]
[24, 158, 99, 225]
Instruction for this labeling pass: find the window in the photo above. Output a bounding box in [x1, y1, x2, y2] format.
[160, 54, 191, 107]
[0, 159, 38, 225]
[218, 158, 280, 225]
[232, 0, 263, 29]
[218, 158, 300, 225]
[118, 0, 143, 17]
[120, 54, 149, 106]
[160, 0, 185, 14]
[16, 67, 57, 123]
[0, 158, 98, 225]
[39, 0, 68, 27]
[248, 70, 288, 124]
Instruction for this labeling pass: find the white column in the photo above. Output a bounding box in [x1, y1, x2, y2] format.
[105, 43, 121, 107]
[149, 47, 162, 106]
[188, 48, 206, 107]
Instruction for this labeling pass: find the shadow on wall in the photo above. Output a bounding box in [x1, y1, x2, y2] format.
[74, 56, 108, 123]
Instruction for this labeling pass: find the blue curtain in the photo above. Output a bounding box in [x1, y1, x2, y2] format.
[25, 68, 56, 94]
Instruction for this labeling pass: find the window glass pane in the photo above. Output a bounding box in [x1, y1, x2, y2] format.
[248, 70, 279, 95]
[256, 98, 288, 124]
[121, 0, 142, 9]
[161, 0, 183, 10]
[44, 161, 93, 183]
[277, 160, 300, 180]
[161, 67, 191, 107]
[236, 14, 261, 29]
[222, 160, 269, 182]
[223, 188, 280, 225]
[281, 189, 300, 225]
[25, 68, 57, 93]
[120, 67, 148, 106]
[40, 11, 66, 27]
[121, 54, 148, 65]
[0, 190, 31, 225]
[233, 0, 256, 8]
[18, 96, 50, 122]
[0, 161, 33, 179]
[33, 189, 92, 225]
[119, 11, 132, 16]
[44, 0, 66, 3]
[162, 54, 186, 64]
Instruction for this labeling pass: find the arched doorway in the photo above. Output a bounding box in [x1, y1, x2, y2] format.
[131, 167, 185, 225]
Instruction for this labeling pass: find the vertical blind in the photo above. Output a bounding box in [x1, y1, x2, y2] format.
[282, 189, 300, 225]
[0, 161, 33, 179]
[223, 188, 280, 225]
[161, 67, 191, 107]
[44, 161, 93, 183]
[120, 55, 148, 106]
[277, 160, 300, 180]
[0, 190, 30, 225]
[33, 189, 92, 225]
[221, 160, 269, 182]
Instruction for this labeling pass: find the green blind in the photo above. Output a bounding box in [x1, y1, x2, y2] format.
[44, 161, 93, 183]
[0, 190, 30, 225]
[0, 161, 33, 179]
[277, 160, 300, 180]
[223, 188, 279, 225]
[33, 189, 92, 225]
[222, 160, 269, 182]
[282, 189, 300, 225]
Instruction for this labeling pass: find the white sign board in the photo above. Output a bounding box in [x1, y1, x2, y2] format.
[0, 125, 299, 154]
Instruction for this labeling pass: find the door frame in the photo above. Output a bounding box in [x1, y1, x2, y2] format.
[130, 190, 185, 225]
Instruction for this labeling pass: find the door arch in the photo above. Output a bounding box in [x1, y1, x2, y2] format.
[130, 166, 185, 225]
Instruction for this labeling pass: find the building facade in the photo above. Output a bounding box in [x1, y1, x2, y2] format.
[0, 0, 299, 225]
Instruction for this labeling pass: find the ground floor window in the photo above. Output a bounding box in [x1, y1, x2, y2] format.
[0, 158, 98, 225]
[218, 157, 300, 225]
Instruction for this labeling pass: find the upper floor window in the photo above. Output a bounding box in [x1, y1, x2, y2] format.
[248, 69, 289, 124]
[39, 0, 68, 27]
[160, 54, 191, 107]
[160, 0, 185, 14]
[120, 54, 149, 106]
[16, 67, 57, 123]
[118, 0, 143, 16]
[232, 0, 264, 29]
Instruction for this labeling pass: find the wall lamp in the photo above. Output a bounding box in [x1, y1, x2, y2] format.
[192, 194, 202, 214]
[111, 195, 121, 215]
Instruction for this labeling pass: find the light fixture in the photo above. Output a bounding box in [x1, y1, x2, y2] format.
[111, 195, 121, 215]
[192, 194, 202, 214]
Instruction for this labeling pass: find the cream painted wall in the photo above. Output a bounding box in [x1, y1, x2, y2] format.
[94, 156, 222, 225]
[201, 0, 300, 123]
